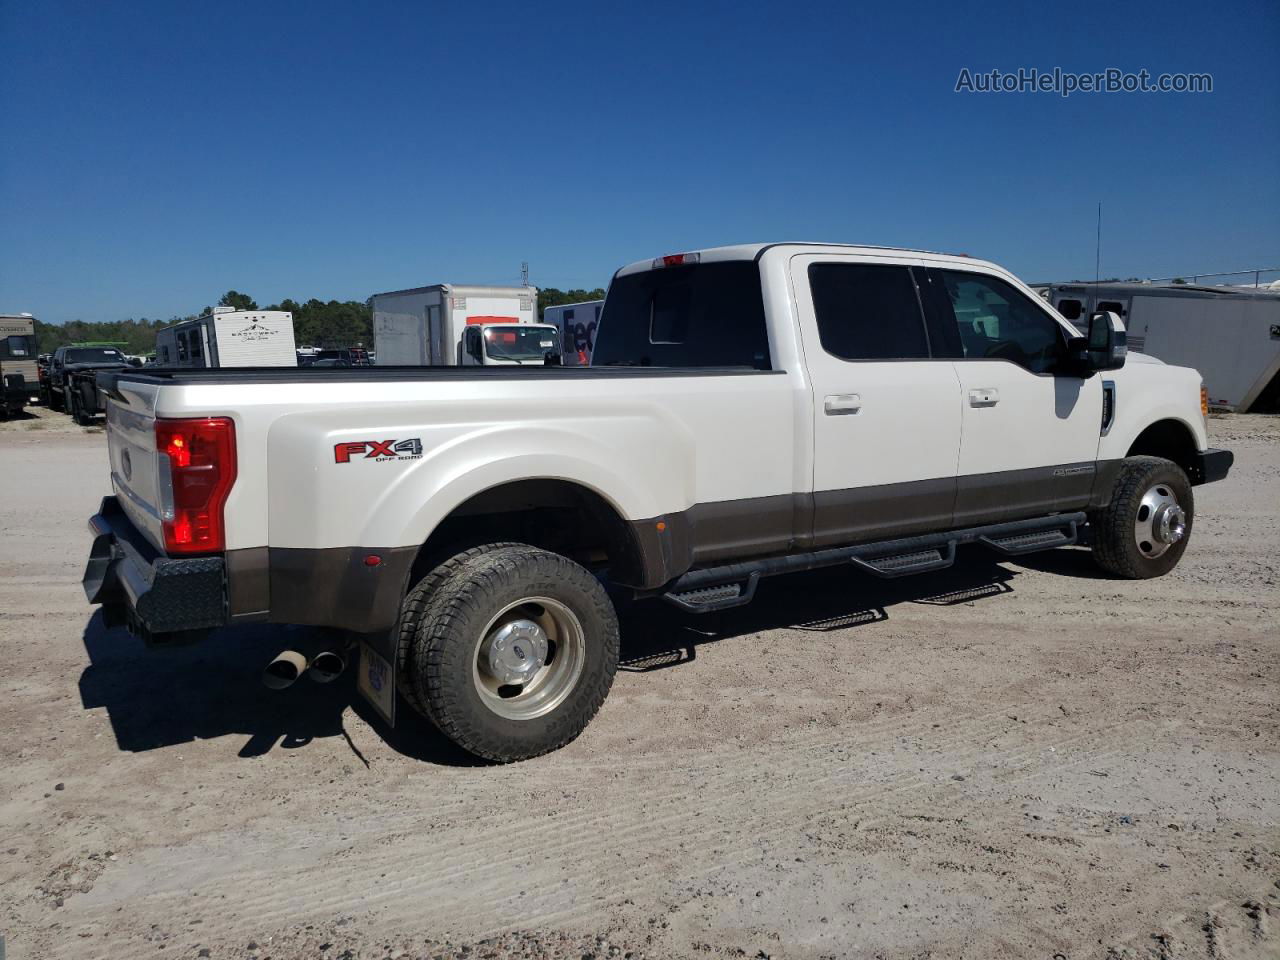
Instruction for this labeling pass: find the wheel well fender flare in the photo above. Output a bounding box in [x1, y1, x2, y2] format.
[1122, 417, 1201, 473]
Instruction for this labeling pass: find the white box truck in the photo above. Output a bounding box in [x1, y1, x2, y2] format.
[372, 284, 560, 366]
[543, 299, 603, 366]
[1038, 282, 1280, 411]
[155, 308, 297, 368]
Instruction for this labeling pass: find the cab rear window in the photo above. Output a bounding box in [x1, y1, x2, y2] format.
[592, 261, 771, 368]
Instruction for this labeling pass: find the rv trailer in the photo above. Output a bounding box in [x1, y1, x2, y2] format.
[1038, 282, 1280, 411]
[0, 313, 39, 415]
[154, 308, 297, 368]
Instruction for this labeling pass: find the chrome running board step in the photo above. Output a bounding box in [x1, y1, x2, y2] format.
[656, 512, 1087, 615]
[848, 542, 957, 579]
[978, 520, 1079, 556]
[663, 572, 760, 613]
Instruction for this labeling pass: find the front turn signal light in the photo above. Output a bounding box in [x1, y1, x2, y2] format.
[1200, 383, 1209, 418]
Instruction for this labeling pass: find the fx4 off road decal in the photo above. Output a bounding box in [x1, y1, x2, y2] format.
[334, 438, 423, 463]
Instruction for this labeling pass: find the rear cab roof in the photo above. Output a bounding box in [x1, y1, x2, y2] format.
[608, 242, 1080, 343]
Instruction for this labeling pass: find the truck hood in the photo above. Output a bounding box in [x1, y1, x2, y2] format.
[1124, 351, 1164, 366]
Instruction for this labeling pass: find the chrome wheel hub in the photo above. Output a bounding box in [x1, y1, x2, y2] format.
[479, 618, 549, 686]
[471, 597, 587, 722]
[1134, 483, 1185, 558]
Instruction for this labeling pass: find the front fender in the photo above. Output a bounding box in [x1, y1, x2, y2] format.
[1097, 361, 1208, 460]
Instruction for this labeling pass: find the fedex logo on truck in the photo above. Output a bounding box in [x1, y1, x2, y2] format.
[334, 438, 424, 463]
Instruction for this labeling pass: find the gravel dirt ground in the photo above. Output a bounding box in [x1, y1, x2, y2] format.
[1, 408, 1276, 960]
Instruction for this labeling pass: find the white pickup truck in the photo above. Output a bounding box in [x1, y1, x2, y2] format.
[84, 243, 1233, 762]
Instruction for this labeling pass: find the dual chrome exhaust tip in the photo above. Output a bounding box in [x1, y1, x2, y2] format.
[262, 648, 346, 690]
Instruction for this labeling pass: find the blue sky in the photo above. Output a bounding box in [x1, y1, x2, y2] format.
[2, 0, 1276, 324]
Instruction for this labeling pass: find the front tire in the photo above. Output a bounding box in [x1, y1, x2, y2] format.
[1089, 456, 1194, 579]
[73, 387, 94, 425]
[403, 543, 619, 762]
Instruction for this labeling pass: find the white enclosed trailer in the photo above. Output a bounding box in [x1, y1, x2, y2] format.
[371, 284, 554, 366]
[155, 308, 297, 368]
[543, 300, 603, 366]
[1038, 282, 1280, 411]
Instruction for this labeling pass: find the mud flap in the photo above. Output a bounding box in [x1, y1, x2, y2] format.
[356, 640, 396, 727]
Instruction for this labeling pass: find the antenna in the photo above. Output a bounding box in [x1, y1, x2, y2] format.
[521, 261, 529, 287]
[1094, 201, 1102, 306]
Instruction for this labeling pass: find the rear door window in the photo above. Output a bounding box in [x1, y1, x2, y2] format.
[592, 261, 770, 368]
[808, 263, 930, 360]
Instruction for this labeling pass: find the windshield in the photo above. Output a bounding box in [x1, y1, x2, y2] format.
[483, 326, 559, 362]
[591, 261, 771, 368]
[65, 348, 125, 364]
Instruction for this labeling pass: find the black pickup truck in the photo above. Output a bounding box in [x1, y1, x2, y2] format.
[46, 346, 134, 424]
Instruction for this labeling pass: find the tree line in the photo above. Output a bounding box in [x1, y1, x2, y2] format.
[33, 286, 607, 356]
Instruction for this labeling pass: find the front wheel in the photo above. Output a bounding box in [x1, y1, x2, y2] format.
[73, 387, 94, 425]
[402, 543, 619, 762]
[1089, 456, 1194, 579]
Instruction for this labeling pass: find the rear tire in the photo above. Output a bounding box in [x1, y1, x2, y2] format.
[49, 387, 63, 412]
[402, 543, 619, 762]
[395, 541, 521, 716]
[1089, 456, 1194, 579]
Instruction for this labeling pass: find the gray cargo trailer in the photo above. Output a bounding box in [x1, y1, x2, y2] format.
[1037, 282, 1280, 411]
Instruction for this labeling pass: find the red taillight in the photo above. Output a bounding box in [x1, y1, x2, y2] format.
[154, 417, 236, 554]
[652, 252, 701, 268]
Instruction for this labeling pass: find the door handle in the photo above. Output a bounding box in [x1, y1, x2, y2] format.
[824, 393, 861, 415]
[968, 388, 999, 407]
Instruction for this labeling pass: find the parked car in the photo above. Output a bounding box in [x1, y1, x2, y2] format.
[46, 345, 132, 424]
[83, 243, 1232, 763]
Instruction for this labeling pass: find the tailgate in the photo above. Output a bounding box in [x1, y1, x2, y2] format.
[104, 378, 166, 551]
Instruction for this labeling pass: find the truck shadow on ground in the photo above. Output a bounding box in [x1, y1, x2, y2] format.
[79, 547, 1032, 766]
[618, 545, 1020, 672]
[77, 614, 480, 766]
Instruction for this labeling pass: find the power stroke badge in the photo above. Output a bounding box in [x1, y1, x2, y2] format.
[334, 438, 424, 463]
